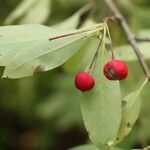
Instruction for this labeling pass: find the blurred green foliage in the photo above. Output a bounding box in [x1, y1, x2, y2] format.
[0, 0, 150, 150]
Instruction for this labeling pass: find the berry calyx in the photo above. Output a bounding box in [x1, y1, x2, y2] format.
[75, 71, 95, 92]
[103, 60, 128, 80]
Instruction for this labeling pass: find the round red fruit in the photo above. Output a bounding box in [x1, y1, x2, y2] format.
[103, 60, 128, 80]
[75, 71, 95, 92]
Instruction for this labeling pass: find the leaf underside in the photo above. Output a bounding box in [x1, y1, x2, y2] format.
[0, 24, 101, 78]
[81, 33, 122, 148]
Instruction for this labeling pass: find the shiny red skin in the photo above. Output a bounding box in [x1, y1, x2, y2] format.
[75, 71, 95, 92]
[103, 60, 128, 80]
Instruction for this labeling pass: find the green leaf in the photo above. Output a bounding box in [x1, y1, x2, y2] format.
[64, 36, 99, 73]
[114, 29, 150, 62]
[5, 0, 51, 24]
[53, 3, 94, 30]
[116, 79, 148, 144]
[5, 0, 37, 24]
[69, 144, 124, 150]
[63, 19, 98, 73]
[114, 42, 150, 62]
[0, 24, 102, 78]
[81, 31, 122, 148]
[19, 0, 51, 24]
[69, 144, 100, 150]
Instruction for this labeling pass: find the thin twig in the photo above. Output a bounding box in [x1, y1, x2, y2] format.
[49, 29, 92, 41]
[105, 17, 150, 43]
[135, 36, 150, 42]
[104, 0, 150, 80]
[49, 25, 100, 41]
[105, 16, 119, 23]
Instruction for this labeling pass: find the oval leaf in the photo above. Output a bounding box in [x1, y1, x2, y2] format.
[69, 144, 100, 150]
[81, 34, 121, 148]
[0, 24, 102, 78]
[69, 144, 124, 150]
[53, 3, 94, 30]
[5, 0, 51, 24]
[116, 79, 148, 144]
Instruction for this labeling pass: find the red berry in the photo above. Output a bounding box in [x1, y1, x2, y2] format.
[103, 60, 128, 80]
[75, 71, 95, 92]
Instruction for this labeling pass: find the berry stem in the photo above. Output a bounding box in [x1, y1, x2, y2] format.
[105, 22, 115, 60]
[86, 30, 104, 73]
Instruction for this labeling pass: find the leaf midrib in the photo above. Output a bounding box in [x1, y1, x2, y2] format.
[4, 35, 87, 75]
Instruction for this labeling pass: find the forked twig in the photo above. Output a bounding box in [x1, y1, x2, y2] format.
[104, 0, 150, 80]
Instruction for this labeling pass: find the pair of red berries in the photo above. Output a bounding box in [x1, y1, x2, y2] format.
[75, 60, 128, 92]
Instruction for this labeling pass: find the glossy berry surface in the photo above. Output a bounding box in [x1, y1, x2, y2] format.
[75, 71, 95, 92]
[103, 60, 128, 80]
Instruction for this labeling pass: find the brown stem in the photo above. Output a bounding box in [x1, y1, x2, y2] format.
[87, 31, 104, 73]
[135, 36, 150, 42]
[49, 26, 99, 41]
[109, 42, 115, 60]
[104, 0, 150, 80]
